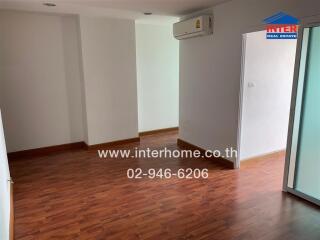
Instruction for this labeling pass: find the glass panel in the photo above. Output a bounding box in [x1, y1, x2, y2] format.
[294, 26, 320, 199]
[287, 28, 309, 188]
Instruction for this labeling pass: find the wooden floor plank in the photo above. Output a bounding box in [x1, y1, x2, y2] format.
[10, 131, 320, 239]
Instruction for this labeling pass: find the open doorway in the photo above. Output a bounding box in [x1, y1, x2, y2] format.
[238, 30, 297, 165]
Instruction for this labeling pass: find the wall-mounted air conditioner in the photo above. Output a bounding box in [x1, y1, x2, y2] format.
[173, 15, 213, 40]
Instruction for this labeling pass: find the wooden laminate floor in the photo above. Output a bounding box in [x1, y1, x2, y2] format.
[10, 131, 320, 240]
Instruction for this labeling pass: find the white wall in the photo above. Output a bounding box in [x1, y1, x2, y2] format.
[0, 11, 84, 152]
[79, 16, 138, 145]
[135, 23, 179, 132]
[179, 0, 320, 163]
[0, 11, 141, 150]
[240, 31, 296, 160]
[0, 110, 10, 240]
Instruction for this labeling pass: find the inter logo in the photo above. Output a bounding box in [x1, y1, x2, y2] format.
[263, 12, 300, 39]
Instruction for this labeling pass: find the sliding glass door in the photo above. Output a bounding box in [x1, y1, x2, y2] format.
[284, 24, 320, 205]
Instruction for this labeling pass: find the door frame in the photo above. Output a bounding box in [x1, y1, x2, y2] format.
[282, 21, 320, 206]
[236, 26, 266, 169]
[235, 33, 247, 169]
[283, 21, 320, 205]
[236, 27, 296, 168]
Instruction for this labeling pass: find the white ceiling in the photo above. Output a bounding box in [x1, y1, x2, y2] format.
[61, 0, 229, 16]
[0, 0, 230, 24]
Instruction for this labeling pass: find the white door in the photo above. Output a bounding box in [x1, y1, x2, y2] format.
[0, 110, 11, 240]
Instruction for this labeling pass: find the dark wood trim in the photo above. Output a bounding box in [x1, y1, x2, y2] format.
[177, 138, 234, 169]
[9, 179, 14, 240]
[8, 137, 142, 159]
[86, 137, 140, 150]
[139, 127, 179, 136]
[8, 142, 87, 160]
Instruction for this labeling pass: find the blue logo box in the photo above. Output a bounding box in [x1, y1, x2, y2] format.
[266, 33, 298, 39]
